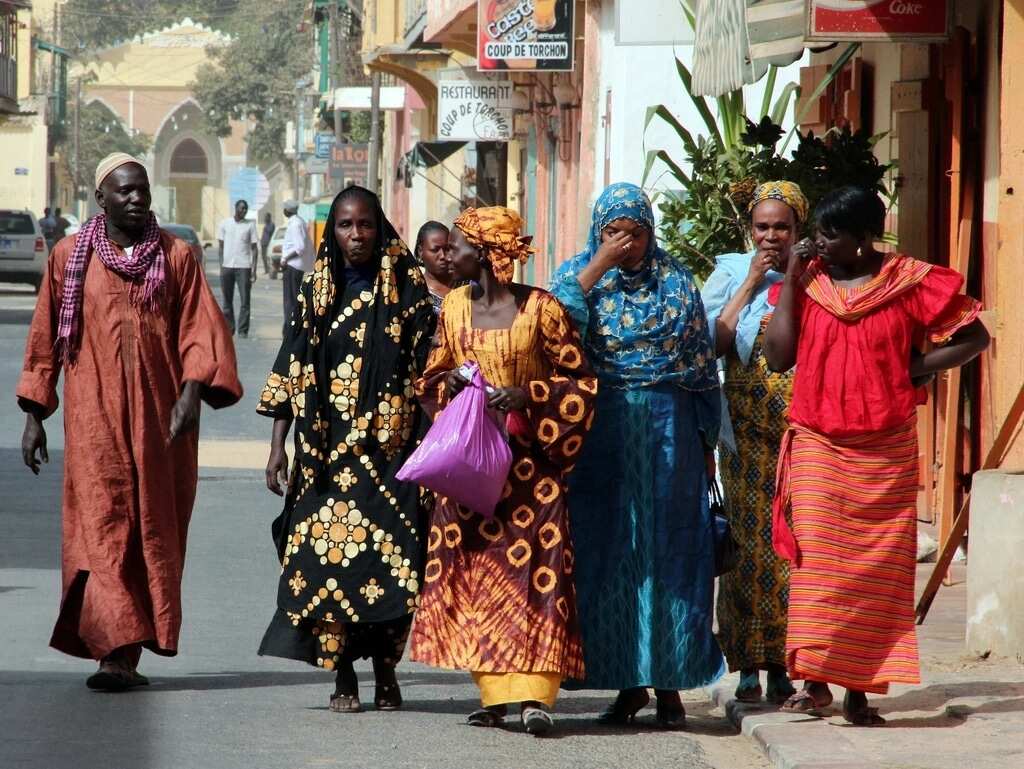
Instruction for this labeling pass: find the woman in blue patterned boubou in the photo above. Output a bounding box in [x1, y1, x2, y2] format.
[550, 182, 723, 729]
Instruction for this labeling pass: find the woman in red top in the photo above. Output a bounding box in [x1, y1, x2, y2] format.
[765, 186, 989, 725]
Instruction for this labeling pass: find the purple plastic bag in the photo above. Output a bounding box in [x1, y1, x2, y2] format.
[396, 363, 513, 518]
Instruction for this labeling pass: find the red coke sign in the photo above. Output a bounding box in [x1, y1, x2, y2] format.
[807, 0, 950, 42]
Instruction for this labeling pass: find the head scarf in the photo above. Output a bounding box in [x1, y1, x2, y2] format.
[748, 180, 809, 225]
[550, 182, 720, 397]
[286, 185, 434, 491]
[57, 154, 165, 365]
[453, 206, 534, 284]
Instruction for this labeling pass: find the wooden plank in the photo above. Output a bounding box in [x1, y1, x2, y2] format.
[917, 382, 1024, 623]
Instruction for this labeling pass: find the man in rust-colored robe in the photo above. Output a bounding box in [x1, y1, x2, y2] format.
[17, 154, 242, 690]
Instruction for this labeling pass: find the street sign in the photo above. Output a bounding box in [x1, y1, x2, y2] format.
[315, 133, 335, 160]
[807, 0, 951, 42]
[437, 75, 514, 142]
[477, 0, 575, 72]
[328, 143, 369, 187]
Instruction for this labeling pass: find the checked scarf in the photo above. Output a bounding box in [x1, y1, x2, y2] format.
[56, 212, 167, 364]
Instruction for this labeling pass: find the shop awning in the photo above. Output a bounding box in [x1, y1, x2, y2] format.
[692, 0, 817, 97]
[403, 141, 466, 169]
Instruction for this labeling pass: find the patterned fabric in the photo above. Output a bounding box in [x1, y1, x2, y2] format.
[702, 250, 785, 453]
[801, 253, 932, 322]
[453, 206, 534, 285]
[552, 182, 724, 691]
[256, 186, 435, 669]
[715, 319, 792, 672]
[748, 180, 809, 224]
[549, 183, 719, 404]
[779, 417, 921, 694]
[564, 385, 725, 690]
[409, 286, 598, 680]
[56, 212, 166, 364]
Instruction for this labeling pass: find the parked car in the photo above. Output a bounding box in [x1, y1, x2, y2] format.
[268, 225, 286, 276]
[0, 209, 47, 292]
[163, 223, 204, 264]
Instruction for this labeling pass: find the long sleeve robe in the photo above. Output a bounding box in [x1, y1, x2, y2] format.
[17, 231, 242, 660]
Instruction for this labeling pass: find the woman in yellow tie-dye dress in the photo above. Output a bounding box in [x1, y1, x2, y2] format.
[409, 206, 597, 736]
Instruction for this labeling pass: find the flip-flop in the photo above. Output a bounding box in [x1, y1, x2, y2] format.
[735, 672, 764, 703]
[329, 693, 363, 713]
[780, 689, 833, 716]
[843, 693, 886, 726]
[467, 708, 505, 728]
[522, 707, 553, 736]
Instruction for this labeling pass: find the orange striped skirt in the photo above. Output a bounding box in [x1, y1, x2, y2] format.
[773, 417, 921, 694]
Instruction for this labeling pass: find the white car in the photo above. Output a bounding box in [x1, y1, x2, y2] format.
[0, 209, 47, 292]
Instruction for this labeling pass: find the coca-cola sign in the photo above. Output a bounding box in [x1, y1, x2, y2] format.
[807, 0, 950, 42]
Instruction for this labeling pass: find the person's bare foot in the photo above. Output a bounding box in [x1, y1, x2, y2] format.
[780, 681, 833, 715]
[842, 690, 885, 726]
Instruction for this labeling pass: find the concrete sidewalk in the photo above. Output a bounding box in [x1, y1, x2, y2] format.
[708, 563, 1024, 769]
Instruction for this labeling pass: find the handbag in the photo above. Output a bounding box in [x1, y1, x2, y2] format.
[396, 363, 513, 518]
[710, 479, 739, 576]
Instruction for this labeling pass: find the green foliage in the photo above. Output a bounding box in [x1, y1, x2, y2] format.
[59, 1, 239, 51]
[67, 101, 152, 193]
[191, 0, 314, 166]
[643, 33, 893, 282]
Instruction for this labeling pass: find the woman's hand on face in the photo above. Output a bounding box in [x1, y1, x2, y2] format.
[488, 386, 528, 412]
[445, 369, 470, 400]
[785, 238, 815, 279]
[745, 252, 774, 287]
[593, 230, 634, 272]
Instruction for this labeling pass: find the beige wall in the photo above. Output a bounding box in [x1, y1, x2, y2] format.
[0, 118, 49, 214]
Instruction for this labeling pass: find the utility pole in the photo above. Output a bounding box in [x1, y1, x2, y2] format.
[294, 82, 303, 201]
[73, 76, 82, 219]
[367, 70, 381, 194]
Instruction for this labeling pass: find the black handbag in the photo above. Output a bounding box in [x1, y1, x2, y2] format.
[710, 479, 739, 576]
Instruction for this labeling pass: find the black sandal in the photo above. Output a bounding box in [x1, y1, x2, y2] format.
[654, 690, 686, 729]
[374, 682, 403, 711]
[596, 688, 650, 725]
[330, 661, 362, 713]
[522, 705, 554, 736]
[842, 692, 886, 726]
[467, 705, 507, 728]
[780, 687, 833, 717]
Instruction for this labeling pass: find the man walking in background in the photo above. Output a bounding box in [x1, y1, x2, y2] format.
[217, 199, 258, 338]
[279, 199, 314, 335]
[39, 207, 57, 252]
[53, 208, 71, 242]
[260, 211, 276, 279]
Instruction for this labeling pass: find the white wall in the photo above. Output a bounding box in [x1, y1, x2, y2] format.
[593, 0, 807, 212]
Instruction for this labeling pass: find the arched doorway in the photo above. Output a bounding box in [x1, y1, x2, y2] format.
[168, 137, 209, 231]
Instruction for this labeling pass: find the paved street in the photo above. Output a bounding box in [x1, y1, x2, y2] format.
[0, 255, 767, 769]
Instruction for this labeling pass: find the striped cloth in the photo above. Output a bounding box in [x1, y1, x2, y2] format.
[779, 417, 921, 694]
[692, 0, 810, 97]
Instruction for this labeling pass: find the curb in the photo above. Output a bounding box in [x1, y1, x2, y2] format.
[709, 683, 885, 769]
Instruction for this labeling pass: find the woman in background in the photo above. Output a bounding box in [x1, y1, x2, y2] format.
[415, 220, 453, 313]
[702, 181, 806, 704]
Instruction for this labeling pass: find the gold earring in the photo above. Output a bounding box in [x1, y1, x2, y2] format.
[857, 246, 863, 257]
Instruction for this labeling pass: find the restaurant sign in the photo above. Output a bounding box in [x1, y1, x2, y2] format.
[477, 0, 575, 72]
[807, 1, 951, 42]
[437, 75, 514, 142]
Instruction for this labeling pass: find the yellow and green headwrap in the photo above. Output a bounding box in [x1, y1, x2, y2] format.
[748, 181, 809, 225]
